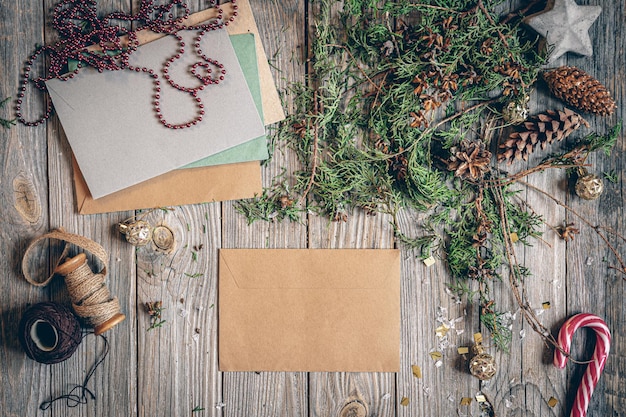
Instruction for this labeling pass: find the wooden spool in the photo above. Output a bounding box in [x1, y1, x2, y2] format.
[55, 253, 126, 335]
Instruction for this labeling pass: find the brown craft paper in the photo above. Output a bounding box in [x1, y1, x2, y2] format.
[219, 249, 401, 372]
[74, 0, 284, 214]
[74, 159, 261, 214]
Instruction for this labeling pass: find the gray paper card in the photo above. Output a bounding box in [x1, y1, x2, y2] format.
[47, 28, 265, 199]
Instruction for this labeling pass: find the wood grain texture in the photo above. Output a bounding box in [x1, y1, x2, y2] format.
[221, 0, 309, 416]
[136, 205, 221, 417]
[308, 210, 396, 417]
[0, 0, 624, 416]
[0, 1, 51, 416]
[43, 0, 138, 413]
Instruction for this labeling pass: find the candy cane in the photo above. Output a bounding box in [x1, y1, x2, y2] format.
[554, 313, 611, 417]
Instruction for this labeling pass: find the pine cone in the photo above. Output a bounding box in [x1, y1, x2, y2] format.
[498, 108, 589, 164]
[445, 139, 492, 180]
[543, 66, 617, 116]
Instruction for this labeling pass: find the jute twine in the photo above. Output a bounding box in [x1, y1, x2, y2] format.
[22, 228, 124, 332]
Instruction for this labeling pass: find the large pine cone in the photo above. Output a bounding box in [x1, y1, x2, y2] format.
[446, 139, 492, 179]
[498, 108, 589, 164]
[543, 66, 616, 116]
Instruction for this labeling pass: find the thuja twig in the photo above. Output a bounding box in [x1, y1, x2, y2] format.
[0, 97, 16, 129]
[381, 97, 502, 161]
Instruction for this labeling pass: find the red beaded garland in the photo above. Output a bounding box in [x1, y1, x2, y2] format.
[16, 0, 236, 130]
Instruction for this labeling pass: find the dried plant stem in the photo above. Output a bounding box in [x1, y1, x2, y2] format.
[298, 91, 320, 207]
[497, 164, 586, 186]
[327, 44, 381, 93]
[477, 0, 509, 48]
[516, 179, 626, 276]
[491, 185, 566, 355]
[500, 0, 544, 25]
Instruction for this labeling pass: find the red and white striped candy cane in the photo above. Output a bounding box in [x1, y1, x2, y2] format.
[554, 313, 611, 417]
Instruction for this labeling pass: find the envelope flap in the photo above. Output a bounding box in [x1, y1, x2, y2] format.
[219, 249, 399, 289]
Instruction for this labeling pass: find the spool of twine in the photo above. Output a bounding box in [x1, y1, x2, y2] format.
[18, 302, 82, 364]
[55, 253, 125, 335]
[22, 229, 125, 335]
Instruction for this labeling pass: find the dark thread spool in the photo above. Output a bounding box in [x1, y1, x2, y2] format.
[18, 302, 82, 364]
[55, 253, 125, 335]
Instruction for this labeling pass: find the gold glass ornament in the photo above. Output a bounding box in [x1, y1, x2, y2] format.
[502, 95, 530, 125]
[575, 171, 604, 200]
[469, 344, 497, 380]
[118, 219, 152, 246]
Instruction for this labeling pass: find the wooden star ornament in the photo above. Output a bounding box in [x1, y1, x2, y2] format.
[524, 0, 602, 63]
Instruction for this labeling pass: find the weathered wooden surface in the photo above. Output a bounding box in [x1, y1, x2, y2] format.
[0, 1, 624, 417]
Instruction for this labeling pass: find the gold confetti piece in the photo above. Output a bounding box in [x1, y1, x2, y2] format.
[510, 232, 519, 243]
[400, 397, 410, 406]
[423, 255, 436, 267]
[475, 394, 486, 403]
[436, 324, 450, 337]
[458, 346, 469, 355]
[459, 397, 472, 406]
[542, 301, 551, 309]
[548, 397, 558, 407]
[473, 332, 483, 344]
[411, 365, 422, 378]
[429, 351, 443, 361]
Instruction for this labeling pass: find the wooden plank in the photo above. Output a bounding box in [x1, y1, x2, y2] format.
[220, 0, 309, 416]
[42, 0, 138, 415]
[0, 0, 51, 415]
[562, 1, 626, 415]
[482, 2, 568, 413]
[135, 204, 221, 417]
[395, 209, 478, 417]
[308, 211, 396, 417]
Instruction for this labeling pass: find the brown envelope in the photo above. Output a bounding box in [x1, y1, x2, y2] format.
[73, 0, 283, 214]
[219, 249, 401, 372]
[74, 159, 261, 214]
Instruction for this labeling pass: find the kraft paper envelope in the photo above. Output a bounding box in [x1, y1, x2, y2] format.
[48, 28, 265, 199]
[219, 249, 401, 372]
[73, 159, 261, 213]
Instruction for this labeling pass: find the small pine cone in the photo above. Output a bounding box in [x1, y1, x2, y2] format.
[446, 139, 492, 180]
[498, 108, 589, 164]
[543, 66, 617, 116]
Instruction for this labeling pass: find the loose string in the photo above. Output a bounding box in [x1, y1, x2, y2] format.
[39, 332, 110, 410]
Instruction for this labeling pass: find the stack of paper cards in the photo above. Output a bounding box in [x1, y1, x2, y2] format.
[46, 0, 285, 214]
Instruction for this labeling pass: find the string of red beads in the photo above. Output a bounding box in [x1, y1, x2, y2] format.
[16, 0, 238, 130]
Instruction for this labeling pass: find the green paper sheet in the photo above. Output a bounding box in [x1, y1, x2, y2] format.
[183, 33, 268, 169]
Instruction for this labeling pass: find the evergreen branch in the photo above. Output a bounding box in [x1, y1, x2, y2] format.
[0, 97, 16, 129]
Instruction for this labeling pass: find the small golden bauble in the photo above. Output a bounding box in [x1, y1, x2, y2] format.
[118, 220, 152, 246]
[575, 173, 604, 200]
[502, 95, 530, 125]
[469, 347, 497, 380]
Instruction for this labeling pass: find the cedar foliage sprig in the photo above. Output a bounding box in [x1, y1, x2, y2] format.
[235, 0, 619, 350]
[0, 97, 16, 129]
